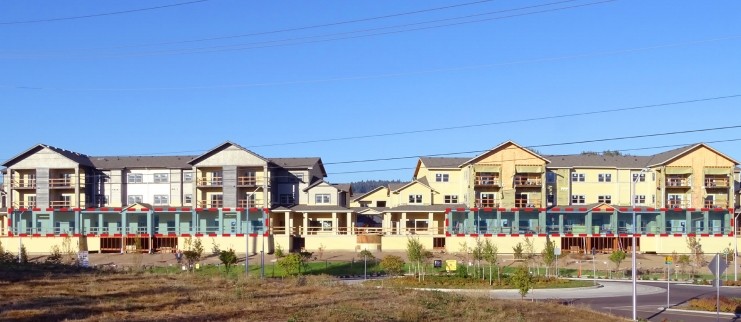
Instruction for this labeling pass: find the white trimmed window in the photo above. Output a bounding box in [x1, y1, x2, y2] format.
[598, 173, 612, 182]
[127, 195, 143, 204]
[409, 194, 423, 204]
[183, 172, 193, 183]
[571, 195, 586, 205]
[315, 194, 331, 204]
[280, 194, 295, 204]
[598, 195, 612, 204]
[444, 195, 458, 204]
[632, 173, 646, 182]
[154, 195, 169, 205]
[127, 174, 143, 184]
[154, 173, 169, 183]
[571, 173, 585, 182]
[184, 194, 192, 204]
[634, 195, 646, 205]
[435, 173, 449, 182]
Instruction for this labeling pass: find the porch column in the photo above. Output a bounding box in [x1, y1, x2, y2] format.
[31, 212, 37, 234]
[538, 210, 547, 234]
[585, 211, 593, 235]
[121, 211, 127, 234]
[703, 211, 709, 234]
[428, 212, 434, 234]
[659, 211, 666, 234]
[383, 213, 391, 235]
[513, 211, 520, 234]
[401, 212, 407, 234]
[558, 214, 564, 234]
[218, 209, 224, 235]
[636, 214, 642, 234]
[332, 212, 338, 235]
[193, 210, 198, 234]
[685, 210, 692, 234]
[611, 211, 618, 233]
[285, 212, 291, 235]
[10, 212, 15, 235]
[98, 213, 103, 235]
[146, 210, 153, 236]
[302, 212, 308, 235]
[50, 211, 55, 234]
[346, 212, 353, 235]
[175, 213, 181, 235]
[468, 210, 476, 234]
[74, 210, 80, 234]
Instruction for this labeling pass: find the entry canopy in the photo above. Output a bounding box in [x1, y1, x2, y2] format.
[703, 167, 731, 175]
[664, 166, 692, 175]
[515, 165, 543, 173]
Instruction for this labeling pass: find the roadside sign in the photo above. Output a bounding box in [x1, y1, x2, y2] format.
[554, 247, 561, 256]
[77, 251, 89, 268]
[664, 256, 673, 265]
[709, 254, 728, 277]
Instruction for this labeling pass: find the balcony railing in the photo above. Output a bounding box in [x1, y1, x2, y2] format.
[50, 200, 72, 207]
[197, 177, 223, 187]
[704, 202, 729, 208]
[198, 200, 223, 208]
[705, 178, 729, 188]
[515, 200, 542, 208]
[666, 201, 690, 208]
[666, 178, 691, 187]
[49, 178, 75, 188]
[13, 201, 36, 208]
[474, 176, 500, 187]
[238, 199, 263, 208]
[514, 176, 542, 187]
[475, 199, 499, 208]
[11, 179, 36, 188]
[237, 176, 264, 186]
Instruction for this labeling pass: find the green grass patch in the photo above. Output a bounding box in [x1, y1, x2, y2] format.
[363, 275, 594, 289]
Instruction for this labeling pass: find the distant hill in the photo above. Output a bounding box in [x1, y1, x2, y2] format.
[350, 179, 403, 194]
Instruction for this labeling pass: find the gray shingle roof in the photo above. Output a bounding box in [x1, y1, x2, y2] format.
[188, 141, 268, 165]
[644, 144, 698, 167]
[419, 157, 469, 168]
[91, 155, 194, 169]
[288, 205, 351, 212]
[388, 204, 466, 212]
[2, 144, 95, 168]
[545, 154, 653, 169]
[332, 183, 352, 193]
[388, 182, 410, 192]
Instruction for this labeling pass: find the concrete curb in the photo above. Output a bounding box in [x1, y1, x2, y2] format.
[408, 284, 604, 293]
[662, 307, 734, 317]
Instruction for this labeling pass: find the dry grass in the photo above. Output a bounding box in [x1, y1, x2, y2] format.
[0, 269, 626, 322]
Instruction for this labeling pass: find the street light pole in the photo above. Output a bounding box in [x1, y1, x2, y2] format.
[735, 213, 739, 282]
[631, 168, 648, 321]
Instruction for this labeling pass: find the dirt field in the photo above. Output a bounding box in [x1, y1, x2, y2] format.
[0, 265, 626, 322]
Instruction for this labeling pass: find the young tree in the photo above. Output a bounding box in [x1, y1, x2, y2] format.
[609, 249, 627, 277]
[457, 241, 471, 277]
[472, 239, 484, 279]
[512, 242, 524, 260]
[183, 237, 204, 271]
[482, 239, 499, 285]
[277, 253, 302, 276]
[542, 238, 556, 277]
[677, 255, 691, 280]
[511, 265, 534, 300]
[686, 237, 707, 278]
[406, 237, 423, 281]
[380, 255, 405, 276]
[219, 248, 238, 274]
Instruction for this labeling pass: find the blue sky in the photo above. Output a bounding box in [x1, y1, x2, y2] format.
[1, 0, 740, 182]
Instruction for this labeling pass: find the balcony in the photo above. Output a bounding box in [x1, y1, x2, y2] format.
[666, 201, 690, 209]
[238, 199, 263, 208]
[13, 201, 36, 208]
[705, 177, 729, 188]
[666, 178, 691, 188]
[50, 200, 72, 207]
[515, 200, 542, 208]
[475, 199, 499, 208]
[474, 175, 500, 187]
[704, 201, 729, 208]
[198, 200, 223, 208]
[197, 177, 223, 187]
[237, 176, 264, 187]
[49, 178, 75, 188]
[10, 179, 36, 189]
[514, 176, 542, 188]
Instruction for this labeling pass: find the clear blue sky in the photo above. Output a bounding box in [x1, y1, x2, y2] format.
[1, 0, 740, 182]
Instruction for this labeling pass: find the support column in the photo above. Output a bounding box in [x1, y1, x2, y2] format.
[513, 211, 520, 234]
[31, 212, 37, 234]
[383, 213, 391, 235]
[121, 211, 127, 234]
[98, 213, 103, 234]
[302, 212, 308, 235]
[539, 210, 547, 234]
[469, 210, 476, 234]
[428, 212, 434, 234]
[703, 211, 709, 234]
[285, 212, 291, 235]
[175, 213, 181, 235]
[685, 210, 692, 234]
[193, 210, 199, 234]
[586, 211, 593, 235]
[332, 212, 338, 235]
[74, 211, 80, 235]
[49, 211, 55, 234]
[10, 212, 15, 235]
[496, 211, 501, 234]
[559, 214, 564, 234]
[636, 214, 642, 234]
[146, 211, 153, 236]
[401, 212, 407, 234]
[347, 212, 353, 235]
[218, 209, 224, 235]
[612, 211, 618, 233]
[659, 211, 666, 234]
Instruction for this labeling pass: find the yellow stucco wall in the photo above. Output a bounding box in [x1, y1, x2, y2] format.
[568, 168, 657, 207]
[392, 182, 435, 206]
[662, 145, 736, 208]
[350, 187, 390, 207]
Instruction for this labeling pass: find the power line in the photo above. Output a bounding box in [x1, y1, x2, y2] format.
[0, 0, 213, 25]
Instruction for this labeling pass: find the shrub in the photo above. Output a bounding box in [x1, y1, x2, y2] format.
[219, 249, 238, 273]
[380, 255, 405, 276]
[46, 245, 63, 265]
[274, 244, 285, 258]
[278, 253, 303, 276]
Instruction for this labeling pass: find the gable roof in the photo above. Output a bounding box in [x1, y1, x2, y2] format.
[545, 154, 653, 169]
[332, 183, 352, 193]
[2, 144, 94, 168]
[461, 140, 550, 166]
[269, 157, 327, 177]
[391, 179, 435, 193]
[91, 155, 194, 170]
[188, 141, 268, 165]
[351, 185, 388, 202]
[419, 157, 468, 168]
[646, 143, 740, 167]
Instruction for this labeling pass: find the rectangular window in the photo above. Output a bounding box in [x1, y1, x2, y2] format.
[315, 194, 331, 204]
[376, 201, 386, 207]
[153, 195, 169, 205]
[435, 173, 449, 182]
[598, 173, 612, 182]
[634, 195, 646, 205]
[280, 194, 295, 204]
[210, 194, 223, 207]
[296, 173, 304, 182]
[154, 173, 169, 183]
[632, 173, 646, 182]
[444, 195, 458, 204]
[127, 195, 143, 205]
[127, 173, 143, 184]
[546, 172, 556, 183]
[183, 172, 193, 183]
[571, 173, 585, 182]
[598, 195, 612, 204]
[408, 194, 423, 204]
[184, 194, 192, 204]
[571, 195, 585, 205]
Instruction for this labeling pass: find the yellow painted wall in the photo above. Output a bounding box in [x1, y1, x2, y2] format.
[392, 182, 434, 206]
[663, 146, 736, 208]
[568, 168, 657, 206]
[193, 145, 267, 167]
[303, 235, 357, 251]
[350, 187, 390, 208]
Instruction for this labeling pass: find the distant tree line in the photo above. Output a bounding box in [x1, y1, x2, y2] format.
[350, 179, 402, 194]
